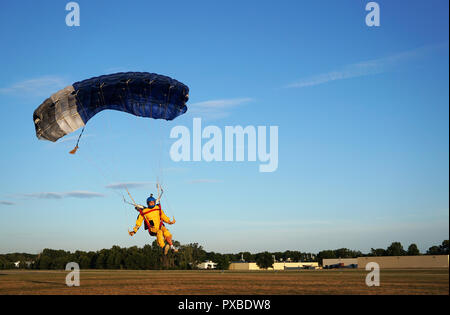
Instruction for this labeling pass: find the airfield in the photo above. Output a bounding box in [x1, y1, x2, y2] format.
[0, 269, 448, 295]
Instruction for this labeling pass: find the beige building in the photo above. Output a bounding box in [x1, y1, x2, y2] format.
[357, 255, 449, 269]
[229, 262, 319, 271]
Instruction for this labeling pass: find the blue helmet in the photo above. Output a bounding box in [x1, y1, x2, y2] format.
[146, 195, 156, 208]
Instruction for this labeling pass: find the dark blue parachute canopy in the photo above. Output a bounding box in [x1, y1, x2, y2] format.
[33, 72, 189, 142]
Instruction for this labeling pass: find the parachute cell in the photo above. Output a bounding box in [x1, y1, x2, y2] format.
[33, 72, 189, 142]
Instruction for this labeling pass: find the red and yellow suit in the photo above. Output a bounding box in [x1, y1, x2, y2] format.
[132, 204, 172, 248]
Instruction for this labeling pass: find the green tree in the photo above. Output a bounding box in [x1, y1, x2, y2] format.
[425, 240, 449, 255]
[212, 254, 231, 270]
[440, 240, 449, 254]
[407, 244, 420, 256]
[38, 255, 52, 269]
[0, 257, 11, 269]
[386, 242, 406, 256]
[272, 252, 284, 262]
[255, 252, 273, 270]
[242, 252, 253, 262]
[370, 248, 387, 256]
[284, 250, 302, 262]
[316, 250, 336, 265]
[142, 244, 159, 269]
[96, 249, 108, 269]
[427, 246, 442, 255]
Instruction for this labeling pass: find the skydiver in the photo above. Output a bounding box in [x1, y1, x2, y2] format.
[128, 185, 178, 255]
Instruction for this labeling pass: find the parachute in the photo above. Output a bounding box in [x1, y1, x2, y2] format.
[33, 72, 189, 142]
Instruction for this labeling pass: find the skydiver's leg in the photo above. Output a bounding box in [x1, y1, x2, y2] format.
[157, 229, 170, 255]
[161, 226, 173, 245]
[162, 227, 178, 252]
[156, 230, 165, 248]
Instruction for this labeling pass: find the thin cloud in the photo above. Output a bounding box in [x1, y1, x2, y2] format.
[198, 219, 332, 227]
[162, 167, 189, 173]
[189, 98, 253, 119]
[22, 191, 105, 200]
[104, 67, 130, 74]
[54, 134, 93, 144]
[188, 179, 222, 184]
[286, 43, 446, 89]
[105, 182, 155, 190]
[191, 98, 254, 109]
[0, 201, 15, 206]
[0, 75, 68, 97]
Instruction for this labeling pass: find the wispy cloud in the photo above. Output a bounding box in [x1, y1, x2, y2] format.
[104, 67, 130, 74]
[191, 98, 254, 109]
[54, 134, 93, 144]
[0, 201, 15, 206]
[105, 182, 155, 190]
[198, 219, 332, 227]
[162, 167, 188, 173]
[0, 75, 68, 97]
[189, 98, 253, 119]
[188, 179, 222, 184]
[286, 43, 446, 88]
[21, 191, 105, 200]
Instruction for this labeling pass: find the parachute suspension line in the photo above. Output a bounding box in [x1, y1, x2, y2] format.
[122, 194, 134, 207]
[146, 117, 164, 191]
[99, 83, 106, 107]
[148, 80, 155, 118]
[156, 127, 175, 216]
[152, 130, 165, 200]
[69, 89, 90, 155]
[145, 119, 171, 216]
[124, 185, 138, 207]
[156, 87, 169, 195]
[77, 141, 123, 200]
[69, 126, 85, 154]
[32, 72, 189, 231]
[78, 143, 132, 230]
[157, 137, 163, 185]
[160, 85, 174, 184]
[90, 85, 132, 219]
[164, 86, 173, 120]
[124, 184, 154, 237]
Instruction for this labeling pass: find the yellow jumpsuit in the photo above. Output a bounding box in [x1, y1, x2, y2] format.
[132, 204, 173, 248]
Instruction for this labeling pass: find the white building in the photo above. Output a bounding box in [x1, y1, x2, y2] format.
[197, 260, 218, 269]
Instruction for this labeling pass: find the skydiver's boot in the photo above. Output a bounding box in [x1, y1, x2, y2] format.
[165, 236, 178, 253]
[164, 244, 170, 256]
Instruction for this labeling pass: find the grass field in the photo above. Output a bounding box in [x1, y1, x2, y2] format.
[0, 269, 448, 295]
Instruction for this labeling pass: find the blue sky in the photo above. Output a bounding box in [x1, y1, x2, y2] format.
[0, 0, 448, 254]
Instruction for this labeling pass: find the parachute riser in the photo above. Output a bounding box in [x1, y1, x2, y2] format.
[69, 126, 85, 154]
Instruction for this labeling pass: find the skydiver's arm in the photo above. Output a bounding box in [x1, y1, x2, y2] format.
[161, 209, 175, 225]
[132, 214, 144, 233]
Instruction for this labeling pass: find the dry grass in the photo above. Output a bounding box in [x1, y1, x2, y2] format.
[0, 269, 448, 295]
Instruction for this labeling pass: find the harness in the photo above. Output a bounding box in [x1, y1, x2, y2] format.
[137, 205, 165, 234]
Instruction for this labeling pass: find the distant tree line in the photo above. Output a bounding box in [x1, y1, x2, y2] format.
[316, 240, 449, 265]
[316, 248, 363, 265]
[0, 253, 36, 269]
[368, 240, 449, 257]
[0, 240, 448, 270]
